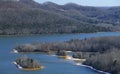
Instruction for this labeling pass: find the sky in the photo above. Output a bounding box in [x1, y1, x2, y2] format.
[34, 0, 120, 7]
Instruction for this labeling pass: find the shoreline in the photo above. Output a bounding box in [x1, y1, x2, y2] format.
[0, 31, 116, 37]
[12, 49, 52, 54]
[79, 64, 110, 74]
[57, 55, 72, 60]
[12, 50, 110, 73]
[72, 58, 86, 62]
[12, 49, 18, 53]
[13, 62, 23, 70]
[13, 62, 44, 70]
[67, 57, 110, 74]
[65, 51, 72, 53]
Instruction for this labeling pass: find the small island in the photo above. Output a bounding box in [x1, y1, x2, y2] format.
[56, 50, 71, 60]
[14, 56, 44, 70]
[72, 52, 86, 63]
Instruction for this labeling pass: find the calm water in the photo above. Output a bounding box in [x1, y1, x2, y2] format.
[1, 32, 120, 74]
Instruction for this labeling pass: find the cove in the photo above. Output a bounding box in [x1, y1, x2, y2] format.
[1, 32, 120, 74]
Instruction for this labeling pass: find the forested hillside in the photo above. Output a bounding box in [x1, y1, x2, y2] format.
[0, 0, 120, 35]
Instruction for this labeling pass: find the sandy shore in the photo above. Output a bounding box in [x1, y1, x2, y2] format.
[65, 51, 72, 53]
[58, 55, 72, 60]
[12, 49, 18, 53]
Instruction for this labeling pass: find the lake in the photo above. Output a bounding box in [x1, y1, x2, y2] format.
[1, 32, 120, 74]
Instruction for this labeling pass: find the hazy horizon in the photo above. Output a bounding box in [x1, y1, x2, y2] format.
[34, 0, 120, 7]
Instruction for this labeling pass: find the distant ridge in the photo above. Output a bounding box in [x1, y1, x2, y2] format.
[0, 0, 20, 1]
[0, 0, 120, 35]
